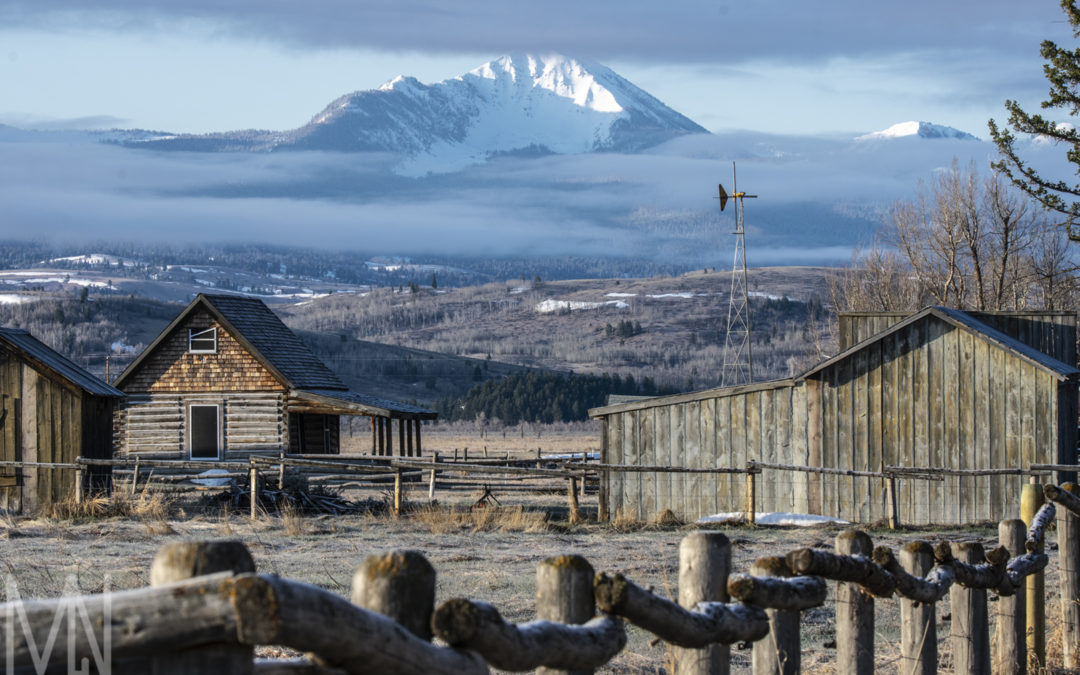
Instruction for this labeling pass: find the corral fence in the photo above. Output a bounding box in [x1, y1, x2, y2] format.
[6, 482, 1080, 674]
[0, 454, 1076, 528]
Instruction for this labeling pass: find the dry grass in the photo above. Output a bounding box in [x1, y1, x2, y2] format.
[41, 489, 173, 526]
[410, 503, 549, 534]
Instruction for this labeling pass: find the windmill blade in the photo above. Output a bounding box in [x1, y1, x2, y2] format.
[717, 184, 729, 212]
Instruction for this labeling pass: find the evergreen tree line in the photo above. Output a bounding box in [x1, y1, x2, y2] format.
[433, 371, 675, 425]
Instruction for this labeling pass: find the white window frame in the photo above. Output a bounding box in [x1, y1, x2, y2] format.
[188, 327, 217, 354]
[188, 403, 222, 460]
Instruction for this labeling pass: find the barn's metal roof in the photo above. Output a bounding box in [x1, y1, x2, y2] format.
[0, 328, 124, 398]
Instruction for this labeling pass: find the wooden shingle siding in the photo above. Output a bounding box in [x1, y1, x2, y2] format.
[123, 308, 285, 394]
[595, 310, 1078, 525]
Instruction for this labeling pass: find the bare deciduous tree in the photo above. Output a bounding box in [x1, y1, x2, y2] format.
[832, 161, 1076, 314]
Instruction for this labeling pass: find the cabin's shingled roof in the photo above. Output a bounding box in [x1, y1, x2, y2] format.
[200, 294, 346, 391]
[0, 328, 124, 398]
[113, 294, 434, 418]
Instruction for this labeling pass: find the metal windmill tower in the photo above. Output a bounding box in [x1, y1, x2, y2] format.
[719, 163, 757, 387]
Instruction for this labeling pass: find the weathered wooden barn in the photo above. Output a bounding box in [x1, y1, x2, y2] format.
[589, 307, 1080, 525]
[0, 328, 124, 513]
[113, 294, 435, 460]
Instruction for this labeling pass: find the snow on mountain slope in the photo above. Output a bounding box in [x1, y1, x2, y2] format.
[856, 121, 979, 141]
[255, 54, 708, 172]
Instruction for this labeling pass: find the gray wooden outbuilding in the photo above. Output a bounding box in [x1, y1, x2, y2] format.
[589, 307, 1080, 525]
[0, 328, 124, 513]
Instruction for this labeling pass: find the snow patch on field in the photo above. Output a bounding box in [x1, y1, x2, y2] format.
[0, 294, 31, 304]
[699, 512, 849, 527]
[605, 292, 637, 298]
[535, 298, 629, 313]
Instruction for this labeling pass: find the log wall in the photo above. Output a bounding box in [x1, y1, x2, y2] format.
[119, 392, 287, 459]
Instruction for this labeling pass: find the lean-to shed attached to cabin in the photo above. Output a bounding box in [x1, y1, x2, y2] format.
[112, 294, 435, 461]
[589, 307, 1080, 525]
[0, 328, 124, 514]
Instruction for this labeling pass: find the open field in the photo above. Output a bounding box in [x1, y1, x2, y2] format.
[0, 494, 1065, 673]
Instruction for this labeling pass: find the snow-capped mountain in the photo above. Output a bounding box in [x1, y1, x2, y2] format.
[855, 121, 979, 141]
[125, 54, 707, 171]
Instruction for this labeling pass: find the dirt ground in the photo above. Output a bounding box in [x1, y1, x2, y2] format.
[0, 494, 1060, 674]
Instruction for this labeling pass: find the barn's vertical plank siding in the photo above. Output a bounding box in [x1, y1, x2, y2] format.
[791, 382, 809, 514]
[1005, 354, 1022, 513]
[943, 325, 960, 524]
[716, 396, 732, 512]
[760, 389, 775, 513]
[730, 393, 747, 514]
[957, 329, 975, 523]
[852, 347, 869, 521]
[776, 386, 794, 513]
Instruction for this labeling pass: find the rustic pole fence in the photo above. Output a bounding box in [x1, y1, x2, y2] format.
[4, 491, 1080, 675]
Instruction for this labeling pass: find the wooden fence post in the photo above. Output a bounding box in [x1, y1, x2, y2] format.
[74, 467, 83, 505]
[149, 540, 256, 673]
[393, 468, 403, 516]
[131, 456, 140, 496]
[536, 554, 595, 675]
[750, 557, 799, 675]
[746, 470, 757, 525]
[1021, 481, 1046, 667]
[249, 459, 258, 520]
[568, 477, 581, 523]
[996, 519, 1027, 675]
[1059, 482, 1080, 667]
[950, 541, 991, 674]
[278, 452, 286, 489]
[899, 541, 937, 674]
[835, 530, 874, 674]
[428, 452, 440, 502]
[673, 531, 731, 675]
[885, 473, 899, 529]
[352, 550, 436, 641]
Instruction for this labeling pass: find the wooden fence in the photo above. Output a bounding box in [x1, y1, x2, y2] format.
[3, 453, 1074, 530]
[6, 482, 1080, 673]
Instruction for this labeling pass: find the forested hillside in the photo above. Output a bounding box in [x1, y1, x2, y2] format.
[280, 267, 833, 398]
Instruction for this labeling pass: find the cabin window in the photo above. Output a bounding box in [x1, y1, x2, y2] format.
[189, 404, 221, 459]
[188, 327, 217, 354]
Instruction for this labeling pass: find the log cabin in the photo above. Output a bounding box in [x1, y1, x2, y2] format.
[0, 327, 124, 513]
[112, 294, 435, 461]
[589, 307, 1080, 525]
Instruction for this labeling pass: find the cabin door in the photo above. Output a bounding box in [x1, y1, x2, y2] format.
[189, 404, 221, 459]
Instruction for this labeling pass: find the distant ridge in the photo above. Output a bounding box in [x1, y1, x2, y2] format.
[856, 121, 979, 141]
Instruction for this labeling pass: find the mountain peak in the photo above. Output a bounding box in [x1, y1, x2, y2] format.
[856, 121, 979, 141]
[463, 53, 624, 113]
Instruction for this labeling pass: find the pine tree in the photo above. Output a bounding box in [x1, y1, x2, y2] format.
[989, 0, 1080, 237]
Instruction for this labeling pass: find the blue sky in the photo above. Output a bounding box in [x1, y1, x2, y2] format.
[0, 0, 1069, 137]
